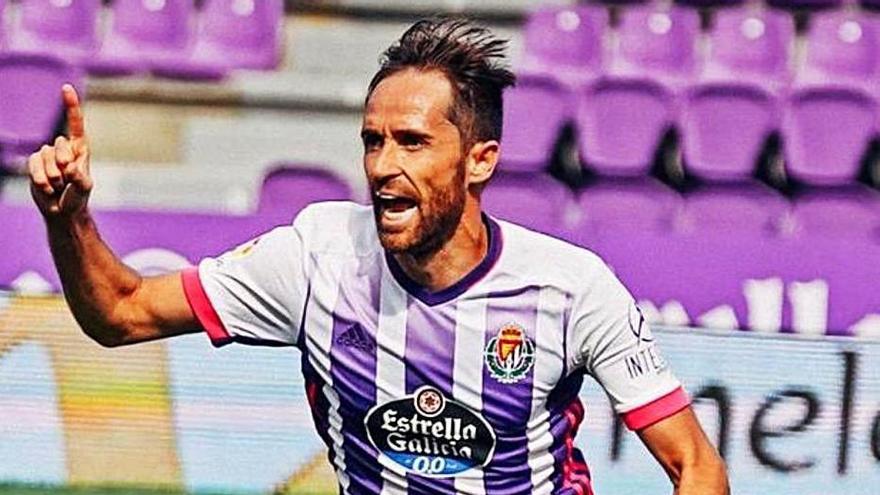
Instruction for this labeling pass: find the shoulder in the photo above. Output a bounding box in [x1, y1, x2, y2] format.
[495, 218, 611, 293]
[293, 201, 379, 256]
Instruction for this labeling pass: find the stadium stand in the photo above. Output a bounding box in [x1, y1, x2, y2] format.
[0, 0, 878, 328]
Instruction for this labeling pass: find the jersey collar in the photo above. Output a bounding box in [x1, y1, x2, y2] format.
[384, 214, 503, 306]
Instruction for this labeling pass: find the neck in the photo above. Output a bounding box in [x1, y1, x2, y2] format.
[393, 200, 488, 293]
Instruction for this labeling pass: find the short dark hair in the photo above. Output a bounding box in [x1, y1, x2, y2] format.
[367, 17, 516, 147]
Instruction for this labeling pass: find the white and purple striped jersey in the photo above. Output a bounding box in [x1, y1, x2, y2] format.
[181, 201, 689, 495]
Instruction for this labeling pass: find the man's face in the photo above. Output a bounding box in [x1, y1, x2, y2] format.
[362, 69, 469, 255]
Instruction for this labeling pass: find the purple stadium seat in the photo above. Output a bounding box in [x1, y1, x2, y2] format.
[799, 10, 880, 89]
[86, 0, 194, 76]
[0, 0, 6, 50]
[678, 184, 788, 235]
[481, 172, 573, 239]
[576, 78, 675, 174]
[701, 6, 793, 88]
[783, 11, 880, 186]
[0, 53, 83, 171]
[791, 188, 880, 238]
[9, 0, 100, 64]
[257, 165, 353, 224]
[577, 179, 679, 235]
[518, 5, 608, 89]
[500, 74, 568, 172]
[681, 7, 793, 178]
[576, 5, 699, 174]
[612, 4, 700, 88]
[152, 0, 283, 80]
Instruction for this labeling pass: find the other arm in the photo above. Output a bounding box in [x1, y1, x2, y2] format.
[638, 406, 729, 495]
[29, 85, 199, 347]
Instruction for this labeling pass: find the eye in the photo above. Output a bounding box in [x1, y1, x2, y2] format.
[362, 132, 383, 152]
[399, 132, 427, 150]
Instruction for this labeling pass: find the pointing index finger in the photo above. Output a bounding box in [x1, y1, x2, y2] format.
[62, 84, 85, 140]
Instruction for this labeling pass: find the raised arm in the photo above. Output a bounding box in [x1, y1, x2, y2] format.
[28, 84, 199, 347]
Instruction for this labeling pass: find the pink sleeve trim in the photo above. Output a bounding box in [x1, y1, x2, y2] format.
[621, 386, 690, 431]
[181, 267, 233, 347]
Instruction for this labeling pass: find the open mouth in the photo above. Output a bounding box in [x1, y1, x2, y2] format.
[375, 192, 418, 223]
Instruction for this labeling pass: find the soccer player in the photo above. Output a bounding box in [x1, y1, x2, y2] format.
[29, 18, 727, 495]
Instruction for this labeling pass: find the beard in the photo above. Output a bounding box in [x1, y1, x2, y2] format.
[373, 162, 467, 258]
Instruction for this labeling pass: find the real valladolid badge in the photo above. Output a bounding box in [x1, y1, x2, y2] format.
[484, 323, 535, 384]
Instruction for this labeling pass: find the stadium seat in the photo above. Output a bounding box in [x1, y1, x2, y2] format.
[0, 0, 6, 50]
[611, 4, 699, 89]
[791, 187, 880, 238]
[481, 171, 574, 239]
[681, 6, 793, 179]
[256, 165, 353, 224]
[0, 53, 83, 172]
[518, 4, 608, 89]
[500, 74, 568, 172]
[678, 184, 788, 235]
[86, 0, 194, 76]
[782, 11, 880, 186]
[576, 4, 699, 173]
[577, 178, 680, 237]
[9, 0, 100, 65]
[152, 0, 284, 80]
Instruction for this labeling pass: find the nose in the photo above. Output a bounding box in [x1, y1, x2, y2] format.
[367, 140, 403, 186]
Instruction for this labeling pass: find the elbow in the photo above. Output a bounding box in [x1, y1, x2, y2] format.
[83, 324, 129, 348]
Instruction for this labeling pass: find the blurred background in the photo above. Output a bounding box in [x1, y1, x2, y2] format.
[0, 0, 879, 493]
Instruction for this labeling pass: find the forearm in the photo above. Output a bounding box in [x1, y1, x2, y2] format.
[46, 210, 144, 346]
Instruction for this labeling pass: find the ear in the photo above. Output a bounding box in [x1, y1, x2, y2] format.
[465, 140, 500, 188]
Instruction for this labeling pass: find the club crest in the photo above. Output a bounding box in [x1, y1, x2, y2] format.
[484, 323, 535, 384]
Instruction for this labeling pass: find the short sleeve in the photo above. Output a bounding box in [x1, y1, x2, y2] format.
[569, 264, 689, 430]
[181, 218, 310, 348]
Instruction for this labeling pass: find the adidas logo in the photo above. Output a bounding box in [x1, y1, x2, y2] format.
[336, 323, 375, 352]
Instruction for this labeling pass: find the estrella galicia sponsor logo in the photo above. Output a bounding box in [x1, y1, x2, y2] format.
[365, 386, 496, 477]
[484, 322, 535, 384]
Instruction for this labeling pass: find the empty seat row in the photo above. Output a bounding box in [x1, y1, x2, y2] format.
[482, 169, 880, 242]
[251, 163, 880, 243]
[0, 0, 283, 80]
[504, 5, 880, 201]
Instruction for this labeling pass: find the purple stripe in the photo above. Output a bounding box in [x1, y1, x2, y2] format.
[481, 289, 541, 495]
[404, 298, 458, 492]
[330, 261, 383, 494]
[386, 214, 503, 306]
[300, 353, 336, 473]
